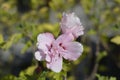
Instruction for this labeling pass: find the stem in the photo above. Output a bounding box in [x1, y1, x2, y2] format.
[85, 63, 99, 80]
[86, 0, 101, 79]
[63, 76, 67, 80]
[63, 72, 67, 80]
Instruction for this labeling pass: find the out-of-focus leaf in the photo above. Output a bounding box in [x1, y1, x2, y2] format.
[111, 36, 120, 45]
[37, 71, 48, 80]
[0, 34, 4, 44]
[96, 74, 108, 80]
[43, 23, 54, 31]
[109, 77, 117, 80]
[52, 23, 60, 37]
[39, 7, 48, 14]
[21, 41, 32, 54]
[20, 65, 37, 76]
[2, 33, 22, 50]
[96, 74, 117, 80]
[97, 51, 107, 62]
[115, 0, 120, 3]
[47, 71, 66, 80]
[80, 0, 93, 14]
[49, 0, 65, 11]
[113, 7, 120, 13]
[98, 65, 108, 72]
[87, 29, 96, 35]
[39, 23, 60, 37]
[1, 75, 17, 80]
[68, 76, 75, 80]
[53, 72, 65, 80]
[63, 62, 71, 72]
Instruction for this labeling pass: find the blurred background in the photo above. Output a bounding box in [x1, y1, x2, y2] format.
[0, 0, 120, 80]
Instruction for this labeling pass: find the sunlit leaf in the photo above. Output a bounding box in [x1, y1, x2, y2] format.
[20, 65, 37, 76]
[96, 74, 117, 80]
[0, 34, 4, 44]
[111, 36, 120, 45]
[109, 77, 117, 80]
[87, 29, 96, 35]
[2, 33, 22, 50]
[37, 71, 48, 80]
[1, 75, 16, 80]
[21, 41, 32, 54]
[115, 0, 120, 3]
[97, 51, 107, 62]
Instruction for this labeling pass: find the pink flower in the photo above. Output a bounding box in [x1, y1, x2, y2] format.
[60, 12, 84, 38]
[35, 33, 83, 72]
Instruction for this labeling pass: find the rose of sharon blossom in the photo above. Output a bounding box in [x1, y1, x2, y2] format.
[60, 12, 84, 38]
[35, 33, 83, 72]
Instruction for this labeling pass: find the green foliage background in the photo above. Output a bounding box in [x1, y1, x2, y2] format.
[0, 0, 120, 80]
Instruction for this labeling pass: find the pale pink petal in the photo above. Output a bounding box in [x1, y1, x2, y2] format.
[61, 12, 82, 28]
[62, 42, 83, 61]
[72, 25, 84, 38]
[52, 33, 74, 51]
[35, 51, 45, 61]
[55, 33, 74, 44]
[46, 54, 62, 72]
[45, 54, 51, 62]
[60, 12, 84, 38]
[37, 33, 55, 54]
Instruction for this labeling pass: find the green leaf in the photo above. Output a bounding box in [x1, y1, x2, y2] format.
[96, 74, 109, 80]
[111, 36, 120, 45]
[21, 41, 32, 54]
[96, 74, 117, 80]
[109, 77, 116, 80]
[97, 51, 107, 62]
[0, 34, 4, 44]
[53, 72, 63, 80]
[20, 65, 37, 76]
[115, 0, 120, 3]
[37, 71, 48, 80]
[1, 75, 16, 80]
[2, 33, 22, 50]
[87, 29, 96, 35]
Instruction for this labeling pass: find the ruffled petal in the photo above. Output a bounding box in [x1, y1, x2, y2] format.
[72, 25, 84, 38]
[60, 12, 84, 38]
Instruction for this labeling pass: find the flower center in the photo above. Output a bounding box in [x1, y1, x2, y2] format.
[59, 43, 66, 50]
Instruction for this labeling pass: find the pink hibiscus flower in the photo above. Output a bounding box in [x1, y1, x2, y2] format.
[60, 12, 84, 38]
[35, 33, 83, 72]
